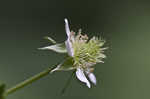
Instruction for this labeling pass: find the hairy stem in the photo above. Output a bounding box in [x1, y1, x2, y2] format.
[5, 67, 52, 96]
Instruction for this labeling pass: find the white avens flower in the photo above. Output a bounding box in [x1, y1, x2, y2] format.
[39, 18, 107, 88]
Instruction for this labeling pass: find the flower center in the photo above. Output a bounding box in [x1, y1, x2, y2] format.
[72, 30, 106, 69]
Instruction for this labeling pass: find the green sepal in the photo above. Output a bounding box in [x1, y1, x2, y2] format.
[51, 57, 75, 72]
[44, 36, 56, 44]
[0, 83, 6, 99]
[38, 43, 67, 53]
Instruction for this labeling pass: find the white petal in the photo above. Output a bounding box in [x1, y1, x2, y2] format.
[88, 73, 97, 85]
[64, 18, 74, 57]
[64, 18, 71, 38]
[65, 40, 74, 57]
[76, 68, 91, 88]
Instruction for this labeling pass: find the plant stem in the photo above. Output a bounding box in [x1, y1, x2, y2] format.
[5, 67, 52, 96]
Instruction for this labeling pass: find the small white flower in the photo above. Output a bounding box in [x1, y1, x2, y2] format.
[39, 18, 107, 88]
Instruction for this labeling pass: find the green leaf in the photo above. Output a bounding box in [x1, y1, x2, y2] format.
[51, 57, 75, 72]
[0, 83, 6, 99]
[38, 43, 67, 53]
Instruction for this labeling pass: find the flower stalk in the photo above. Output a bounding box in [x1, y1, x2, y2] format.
[5, 67, 52, 96]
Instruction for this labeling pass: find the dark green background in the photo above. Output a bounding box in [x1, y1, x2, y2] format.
[0, 0, 150, 99]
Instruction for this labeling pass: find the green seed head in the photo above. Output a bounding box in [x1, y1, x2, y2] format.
[72, 30, 106, 69]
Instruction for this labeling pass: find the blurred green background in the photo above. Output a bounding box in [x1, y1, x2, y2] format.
[0, 0, 150, 99]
